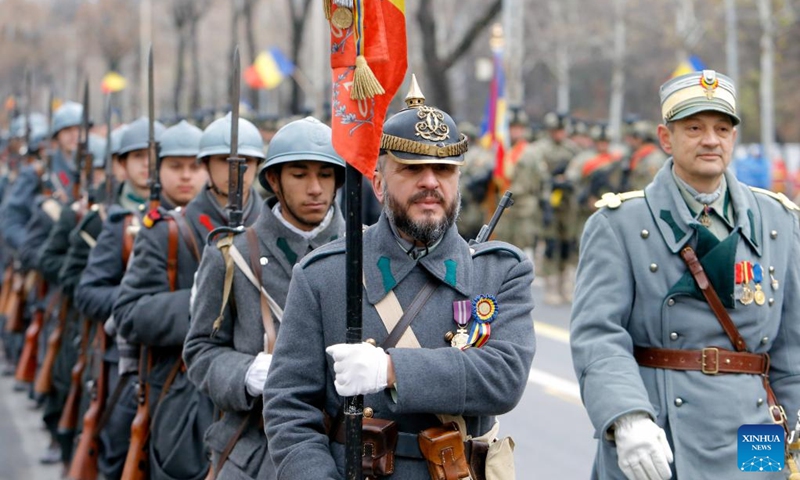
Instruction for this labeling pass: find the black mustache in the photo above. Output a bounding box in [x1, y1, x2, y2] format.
[408, 190, 444, 204]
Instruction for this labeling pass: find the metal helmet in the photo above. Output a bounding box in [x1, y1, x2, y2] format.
[88, 134, 108, 169]
[571, 119, 590, 137]
[159, 120, 203, 158]
[10, 113, 48, 139]
[543, 111, 570, 131]
[589, 124, 610, 142]
[631, 120, 657, 142]
[197, 112, 265, 161]
[110, 124, 128, 155]
[258, 116, 345, 192]
[118, 116, 166, 157]
[508, 107, 530, 128]
[380, 75, 468, 166]
[27, 124, 50, 153]
[51, 101, 84, 137]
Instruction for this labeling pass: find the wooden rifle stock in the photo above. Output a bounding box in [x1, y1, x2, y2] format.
[121, 347, 151, 480]
[34, 295, 69, 395]
[58, 318, 92, 434]
[68, 328, 108, 480]
[0, 265, 13, 318]
[15, 279, 49, 383]
[4, 271, 32, 333]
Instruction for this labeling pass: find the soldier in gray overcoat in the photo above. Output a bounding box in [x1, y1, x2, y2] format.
[571, 70, 800, 479]
[183, 116, 345, 480]
[263, 82, 535, 479]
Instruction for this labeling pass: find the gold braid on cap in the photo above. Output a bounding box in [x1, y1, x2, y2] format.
[380, 132, 469, 158]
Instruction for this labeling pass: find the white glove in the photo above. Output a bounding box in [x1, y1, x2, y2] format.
[244, 352, 272, 397]
[326, 342, 388, 397]
[614, 412, 673, 480]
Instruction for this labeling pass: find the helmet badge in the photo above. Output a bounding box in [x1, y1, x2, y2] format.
[415, 106, 450, 142]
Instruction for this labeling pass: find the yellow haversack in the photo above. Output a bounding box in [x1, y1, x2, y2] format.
[749, 186, 800, 212]
[594, 191, 645, 210]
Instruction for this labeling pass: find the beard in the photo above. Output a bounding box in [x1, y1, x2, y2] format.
[384, 185, 460, 245]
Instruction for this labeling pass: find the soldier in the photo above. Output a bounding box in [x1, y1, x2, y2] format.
[183, 116, 345, 480]
[571, 70, 800, 479]
[263, 81, 535, 479]
[575, 124, 623, 228]
[535, 112, 582, 304]
[455, 121, 493, 241]
[113, 114, 260, 480]
[623, 120, 667, 192]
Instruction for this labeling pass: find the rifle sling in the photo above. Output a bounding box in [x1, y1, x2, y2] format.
[382, 279, 438, 350]
[94, 372, 134, 438]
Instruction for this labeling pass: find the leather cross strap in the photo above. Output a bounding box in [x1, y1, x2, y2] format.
[679, 246, 747, 352]
[246, 227, 276, 354]
[381, 279, 438, 350]
[170, 213, 202, 262]
[166, 219, 180, 292]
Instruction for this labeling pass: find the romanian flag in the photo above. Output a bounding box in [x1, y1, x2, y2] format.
[329, 0, 407, 179]
[244, 47, 295, 90]
[671, 55, 706, 78]
[479, 47, 509, 187]
[101, 72, 127, 93]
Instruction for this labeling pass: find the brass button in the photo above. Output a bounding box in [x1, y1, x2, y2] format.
[667, 299, 675, 307]
[444, 331, 454, 343]
[669, 332, 678, 341]
[260, 257, 268, 266]
[650, 264, 658, 272]
[365, 338, 377, 347]
[771, 230, 778, 239]
[641, 230, 650, 239]
[674, 398, 684, 407]
[363, 407, 374, 418]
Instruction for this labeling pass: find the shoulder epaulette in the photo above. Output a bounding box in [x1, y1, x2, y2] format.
[748, 186, 800, 212]
[300, 239, 346, 269]
[470, 241, 523, 261]
[594, 190, 645, 210]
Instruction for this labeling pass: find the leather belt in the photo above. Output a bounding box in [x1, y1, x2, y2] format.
[634, 346, 768, 375]
[332, 424, 481, 461]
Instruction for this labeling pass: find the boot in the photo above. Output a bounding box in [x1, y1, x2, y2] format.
[544, 275, 562, 305]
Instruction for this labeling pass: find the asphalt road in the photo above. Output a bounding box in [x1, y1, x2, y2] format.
[0, 281, 598, 480]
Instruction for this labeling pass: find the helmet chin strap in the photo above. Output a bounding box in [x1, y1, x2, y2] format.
[205, 162, 228, 198]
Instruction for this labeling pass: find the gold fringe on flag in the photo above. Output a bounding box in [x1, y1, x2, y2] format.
[323, 0, 332, 21]
[351, 55, 385, 100]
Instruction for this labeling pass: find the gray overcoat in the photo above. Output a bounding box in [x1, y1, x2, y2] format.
[184, 198, 344, 480]
[263, 214, 536, 479]
[571, 159, 800, 479]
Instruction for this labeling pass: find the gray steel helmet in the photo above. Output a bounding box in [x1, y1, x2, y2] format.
[543, 111, 570, 131]
[10, 113, 47, 138]
[51, 101, 85, 137]
[589, 123, 610, 142]
[110, 124, 128, 155]
[632, 120, 657, 142]
[258, 116, 345, 192]
[159, 120, 203, 158]
[118, 117, 166, 157]
[197, 112, 265, 161]
[379, 75, 467, 166]
[88, 134, 108, 169]
[27, 124, 50, 152]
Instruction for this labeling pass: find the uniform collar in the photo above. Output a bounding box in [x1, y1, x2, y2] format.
[645, 158, 761, 255]
[362, 213, 473, 305]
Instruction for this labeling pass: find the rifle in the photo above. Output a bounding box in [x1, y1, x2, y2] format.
[73, 80, 90, 205]
[472, 191, 515, 244]
[14, 277, 48, 383]
[121, 46, 156, 480]
[22, 69, 32, 162]
[207, 46, 247, 244]
[34, 295, 69, 395]
[67, 327, 108, 480]
[41, 89, 55, 196]
[103, 93, 114, 206]
[4, 269, 35, 333]
[0, 265, 13, 323]
[58, 318, 91, 436]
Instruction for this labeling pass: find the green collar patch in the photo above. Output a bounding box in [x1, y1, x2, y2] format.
[444, 259, 457, 287]
[276, 238, 298, 265]
[377, 256, 397, 293]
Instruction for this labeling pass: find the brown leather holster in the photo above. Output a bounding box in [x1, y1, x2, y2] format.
[418, 422, 470, 480]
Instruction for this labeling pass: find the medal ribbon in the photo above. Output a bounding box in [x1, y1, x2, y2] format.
[453, 300, 471, 328]
[735, 262, 743, 285]
[742, 261, 753, 285]
[753, 263, 763, 284]
[467, 322, 491, 349]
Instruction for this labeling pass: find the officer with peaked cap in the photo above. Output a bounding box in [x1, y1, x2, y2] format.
[184, 116, 346, 480]
[264, 77, 535, 480]
[571, 70, 800, 479]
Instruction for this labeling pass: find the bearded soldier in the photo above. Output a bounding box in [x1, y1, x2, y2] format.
[571, 70, 800, 479]
[264, 81, 535, 480]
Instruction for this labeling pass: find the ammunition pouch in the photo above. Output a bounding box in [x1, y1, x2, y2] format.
[362, 417, 398, 477]
[418, 422, 470, 480]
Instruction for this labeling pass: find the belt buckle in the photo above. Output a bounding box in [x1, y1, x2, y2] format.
[701, 347, 719, 375]
[769, 405, 787, 425]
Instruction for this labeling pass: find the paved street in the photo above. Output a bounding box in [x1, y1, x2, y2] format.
[0, 282, 596, 480]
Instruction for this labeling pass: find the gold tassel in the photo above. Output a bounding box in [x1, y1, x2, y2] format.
[323, 0, 332, 21]
[350, 55, 384, 100]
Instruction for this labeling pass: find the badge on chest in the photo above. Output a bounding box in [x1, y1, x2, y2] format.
[446, 295, 498, 350]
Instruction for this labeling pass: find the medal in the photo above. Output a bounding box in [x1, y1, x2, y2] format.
[769, 266, 779, 290]
[699, 205, 712, 228]
[451, 300, 471, 349]
[331, 6, 353, 29]
[753, 263, 766, 306]
[472, 295, 498, 324]
[740, 261, 754, 305]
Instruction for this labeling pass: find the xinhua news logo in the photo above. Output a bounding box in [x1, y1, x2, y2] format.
[738, 424, 784, 472]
